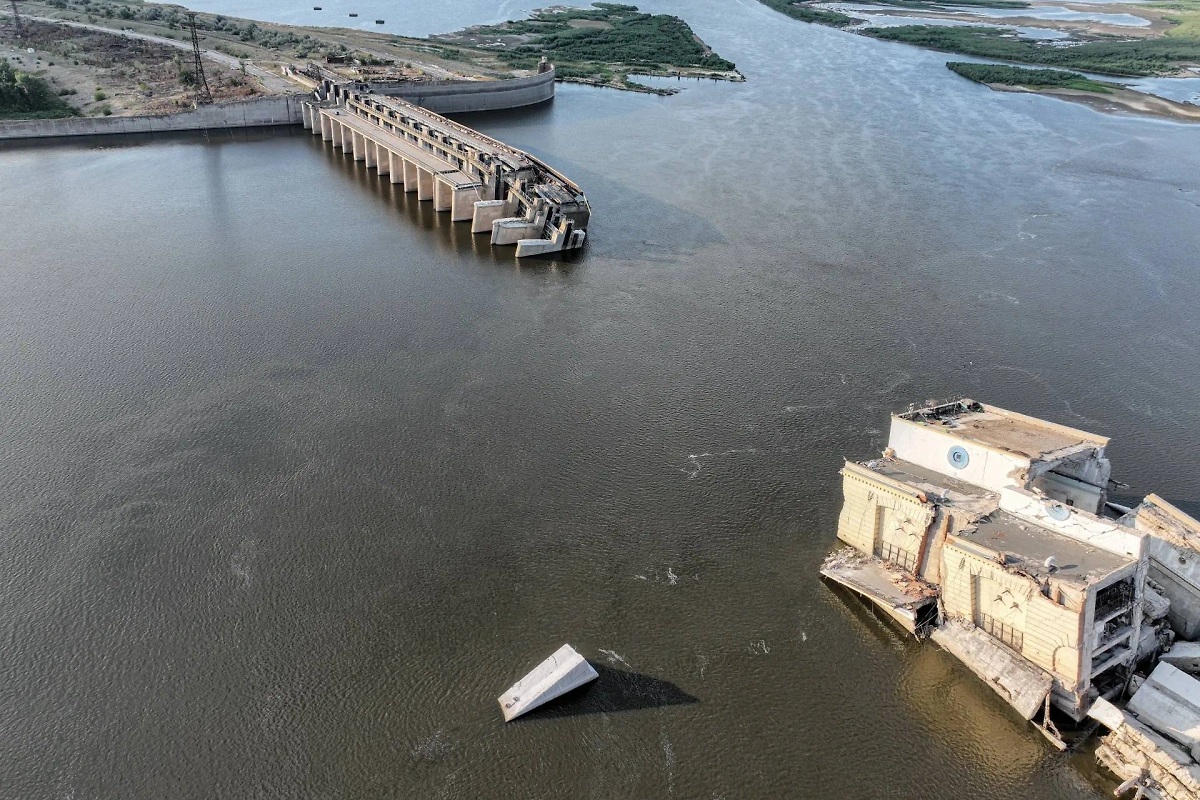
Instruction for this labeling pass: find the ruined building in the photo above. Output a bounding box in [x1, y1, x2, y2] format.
[824, 400, 1200, 766]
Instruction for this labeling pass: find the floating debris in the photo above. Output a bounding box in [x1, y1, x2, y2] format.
[498, 644, 598, 722]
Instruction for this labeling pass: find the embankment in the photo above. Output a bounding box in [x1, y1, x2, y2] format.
[363, 69, 556, 114]
[0, 94, 305, 141]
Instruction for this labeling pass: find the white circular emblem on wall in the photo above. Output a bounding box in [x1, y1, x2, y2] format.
[947, 446, 969, 470]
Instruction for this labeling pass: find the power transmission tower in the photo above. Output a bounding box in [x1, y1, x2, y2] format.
[10, 0, 24, 37]
[186, 12, 212, 104]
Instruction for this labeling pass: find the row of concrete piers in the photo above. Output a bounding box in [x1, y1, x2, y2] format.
[304, 104, 498, 231]
[299, 92, 589, 258]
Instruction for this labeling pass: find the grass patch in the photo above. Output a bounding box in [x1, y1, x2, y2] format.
[1152, 0, 1200, 38]
[0, 107, 80, 119]
[864, 25, 1200, 75]
[947, 61, 1116, 92]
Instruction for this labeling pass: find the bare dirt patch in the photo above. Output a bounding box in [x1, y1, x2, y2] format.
[1, 18, 266, 115]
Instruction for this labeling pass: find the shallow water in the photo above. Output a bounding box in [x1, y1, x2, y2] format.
[948, 4, 1151, 25]
[1121, 74, 1200, 103]
[826, 5, 1074, 38]
[2, 0, 1200, 797]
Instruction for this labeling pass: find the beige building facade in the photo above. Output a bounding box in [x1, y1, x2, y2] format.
[824, 400, 1178, 725]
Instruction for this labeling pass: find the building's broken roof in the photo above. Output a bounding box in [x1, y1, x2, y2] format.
[1136, 494, 1200, 551]
[820, 549, 937, 635]
[859, 456, 999, 518]
[955, 510, 1134, 584]
[895, 399, 1108, 461]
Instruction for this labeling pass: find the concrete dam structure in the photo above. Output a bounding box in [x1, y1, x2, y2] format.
[359, 68, 557, 115]
[302, 79, 589, 258]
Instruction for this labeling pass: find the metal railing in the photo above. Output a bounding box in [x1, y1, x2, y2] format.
[878, 541, 918, 572]
[978, 613, 1024, 652]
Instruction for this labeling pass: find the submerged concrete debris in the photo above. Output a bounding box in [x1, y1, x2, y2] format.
[823, 399, 1200, 772]
[301, 76, 590, 258]
[498, 644, 599, 722]
[1090, 663, 1200, 800]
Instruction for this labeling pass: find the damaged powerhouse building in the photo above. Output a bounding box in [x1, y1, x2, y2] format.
[823, 400, 1200, 792]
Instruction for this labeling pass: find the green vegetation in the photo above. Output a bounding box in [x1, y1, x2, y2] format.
[757, 0, 857, 27]
[947, 61, 1116, 92]
[480, 3, 737, 72]
[1153, 0, 1200, 38]
[864, 25, 1200, 75]
[0, 60, 79, 118]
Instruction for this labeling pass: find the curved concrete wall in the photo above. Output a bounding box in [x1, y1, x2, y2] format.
[0, 94, 306, 141]
[369, 69, 555, 114]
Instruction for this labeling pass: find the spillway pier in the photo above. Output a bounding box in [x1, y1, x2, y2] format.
[301, 78, 590, 258]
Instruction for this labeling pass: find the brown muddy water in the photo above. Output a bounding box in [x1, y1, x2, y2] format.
[1, 1, 1199, 796]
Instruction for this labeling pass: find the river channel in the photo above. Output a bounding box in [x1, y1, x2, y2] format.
[2, 0, 1199, 797]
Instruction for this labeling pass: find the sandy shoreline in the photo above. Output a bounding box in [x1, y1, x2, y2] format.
[991, 82, 1200, 120]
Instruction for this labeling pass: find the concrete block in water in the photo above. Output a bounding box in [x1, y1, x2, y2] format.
[498, 644, 598, 722]
[930, 620, 1053, 720]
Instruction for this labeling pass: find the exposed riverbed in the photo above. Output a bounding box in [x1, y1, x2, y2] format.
[2, 1, 1199, 797]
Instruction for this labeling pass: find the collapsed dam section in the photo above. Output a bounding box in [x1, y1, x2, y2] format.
[302, 71, 590, 258]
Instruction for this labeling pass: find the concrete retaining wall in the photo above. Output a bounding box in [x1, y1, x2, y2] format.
[0, 94, 307, 141]
[368, 69, 555, 114]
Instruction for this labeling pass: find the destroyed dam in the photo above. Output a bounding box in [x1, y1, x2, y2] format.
[0, 66, 589, 258]
[824, 400, 1200, 797]
[301, 75, 589, 258]
[4, 0, 1199, 797]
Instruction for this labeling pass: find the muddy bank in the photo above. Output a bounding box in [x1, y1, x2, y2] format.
[992, 82, 1200, 120]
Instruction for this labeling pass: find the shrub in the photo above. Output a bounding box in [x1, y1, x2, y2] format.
[0, 61, 79, 116]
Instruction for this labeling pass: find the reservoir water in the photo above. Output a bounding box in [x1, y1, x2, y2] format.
[2, 0, 1200, 797]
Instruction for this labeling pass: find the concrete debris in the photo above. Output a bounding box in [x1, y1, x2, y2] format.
[1147, 587, 1174, 622]
[1164, 644, 1200, 676]
[1127, 663, 1200, 754]
[931, 620, 1053, 720]
[498, 644, 598, 722]
[821, 548, 938, 635]
[1091, 688, 1200, 800]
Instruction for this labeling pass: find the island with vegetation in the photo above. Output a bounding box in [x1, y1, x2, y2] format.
[947, 61, 1116, 92]
[870, 25, 1200, 77]
[946, 60, 1200, 119]
[757, 0, 1200, 118]
[433, 3, 742, 93]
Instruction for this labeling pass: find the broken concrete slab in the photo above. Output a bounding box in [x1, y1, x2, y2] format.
[930, 619, 1053, 720]
[1128, 662, 1200, 753]
[820, 549, 938, 636]
[498, 644, 599, 722]
[1164, 643, 1200, 675]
